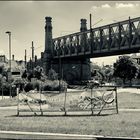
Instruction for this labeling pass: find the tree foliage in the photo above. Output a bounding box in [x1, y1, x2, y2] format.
[48, 68, 58, 80]
[113, 56, 139, 84]
[27, 66, 43, 81]
[101, 65, 114, 82]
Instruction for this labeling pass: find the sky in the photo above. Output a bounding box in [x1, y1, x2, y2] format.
[0, 1, 140, 66]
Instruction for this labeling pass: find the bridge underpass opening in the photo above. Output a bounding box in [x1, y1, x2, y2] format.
[91, 52, 140, 66]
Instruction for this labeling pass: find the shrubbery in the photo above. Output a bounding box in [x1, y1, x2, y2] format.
[23, 79, 67, 92]
[0, 66, 67, 94]
[24, 81, 40, 92]
[48, 68, 58, 80]
[42, 80, 67, 91]
[0, 83, 17, 96]
[23, 68, 67, 92]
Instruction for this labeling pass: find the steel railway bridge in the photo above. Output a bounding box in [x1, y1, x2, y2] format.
[43, 16, 140, 82]
[53, 17, 140, 59]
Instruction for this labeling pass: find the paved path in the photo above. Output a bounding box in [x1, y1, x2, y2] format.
[0, 130, 99, 139]
[1, 106, 140, 112]
[119, 109, 140, 112]
[0, 130, 139, 140]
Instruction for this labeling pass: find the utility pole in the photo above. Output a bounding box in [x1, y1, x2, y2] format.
[30, 57, 32, 70]
[24, 49, 27, 68]
[31, 41, 34, 70]
[90, 13, 94, 115]
[90, 13, 93, 54]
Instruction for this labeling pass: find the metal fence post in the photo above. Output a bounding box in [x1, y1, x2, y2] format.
[2, 83, 3, 100]
[115, 87, 119, 114]
[91, 84, 94, 115]
[17, 87, 19, 116]
[40, 82, 43, 116]
[64, 83, 67, 116]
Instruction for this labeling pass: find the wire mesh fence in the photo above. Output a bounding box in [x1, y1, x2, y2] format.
[17, 85, 118, 116]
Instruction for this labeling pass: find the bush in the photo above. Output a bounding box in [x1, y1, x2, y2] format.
[48, 69, 58, 80]
[23, 79, 67, 92]
[24, 81, 40, 92]
[24, 82, 34, 92]
[0, 83, 16, 96]
[12, 78, 27, 91]
[42, 80, 67, 91]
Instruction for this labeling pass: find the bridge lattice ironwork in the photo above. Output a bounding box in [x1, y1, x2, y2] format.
[53, 17, 140, 59]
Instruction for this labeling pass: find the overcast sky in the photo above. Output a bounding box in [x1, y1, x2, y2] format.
[0, 1, 140, 65]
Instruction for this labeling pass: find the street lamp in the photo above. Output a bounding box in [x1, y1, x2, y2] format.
[6, 31, 12, 98]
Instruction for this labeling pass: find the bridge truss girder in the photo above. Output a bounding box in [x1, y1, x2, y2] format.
[53, 17, 140, 60]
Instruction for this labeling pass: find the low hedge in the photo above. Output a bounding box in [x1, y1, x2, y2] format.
[42, 80, 67, 91]
[24, 79, 67, 92]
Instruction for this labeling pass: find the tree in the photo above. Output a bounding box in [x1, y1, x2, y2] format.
[22, 70, 27, 79]
[0, 65, 4, 74]
[137, 69, 140, 79]
[101, 65, 114, 83]
[48, 68, 58, 80]
[113, 56, 139, 85]
[34, 69, 42, 80]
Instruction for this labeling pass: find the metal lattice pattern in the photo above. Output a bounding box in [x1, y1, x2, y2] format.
[17, 87, 118, 116]
[53, 17, 140, 59]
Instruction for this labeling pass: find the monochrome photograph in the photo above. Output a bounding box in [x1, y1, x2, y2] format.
[0, 1, 140, 139]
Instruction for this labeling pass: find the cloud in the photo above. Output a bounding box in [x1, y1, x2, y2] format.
[90, 2, 140, 27]
[91, 6, 98, 10]
[0, 50, 4, 55]
[115, 3, 139, 9]
[91, 4, 111, 10]
[101, 4, 111, 8]
[91, 3, 139, 11]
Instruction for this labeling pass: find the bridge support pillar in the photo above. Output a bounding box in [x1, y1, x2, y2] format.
[51, 58, 91, 84]
[43, 17, 53, 75]
[43, 17, 91, 83]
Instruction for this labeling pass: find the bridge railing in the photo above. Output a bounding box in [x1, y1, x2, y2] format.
[53, 30, 91, 57]
[53, 17, 140, 58]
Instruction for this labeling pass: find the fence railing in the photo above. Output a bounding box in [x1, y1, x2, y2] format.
[17, 86, 118, 116]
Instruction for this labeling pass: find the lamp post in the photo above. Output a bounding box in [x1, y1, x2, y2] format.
[6, 31, 12, 98]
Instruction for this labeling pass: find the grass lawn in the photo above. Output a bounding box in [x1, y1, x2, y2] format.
[0, 87, 140, 138]
[0, 110, 139, 138]
[117, 88, 140, 109]
[0, 98, 18, 107]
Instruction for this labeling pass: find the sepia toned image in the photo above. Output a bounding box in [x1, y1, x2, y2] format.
[0, 1, 140, 139]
